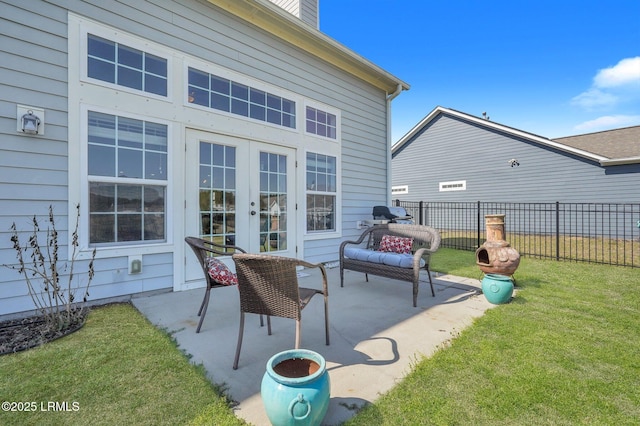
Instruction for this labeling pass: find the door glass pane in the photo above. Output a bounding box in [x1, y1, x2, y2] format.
[260, 152, 287, 252]
[199, 142, 236, 251]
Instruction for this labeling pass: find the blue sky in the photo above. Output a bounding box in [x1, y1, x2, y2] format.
[318, 0, 640, 142]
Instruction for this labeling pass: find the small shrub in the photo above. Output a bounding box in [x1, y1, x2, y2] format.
[5, 204, 96, 332]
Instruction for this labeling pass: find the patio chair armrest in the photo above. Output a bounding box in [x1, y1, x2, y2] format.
[295, 259, 329, 296]
[185, 237, 248, 273]
[220, 244, 247, 253]
[202, 240, 246, 256]
[414, 247, 436, 257]
[414, 247, 436, 266]
[339, 228, 374, 255]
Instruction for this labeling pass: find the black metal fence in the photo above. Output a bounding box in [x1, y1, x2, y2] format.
[395, 200, 640, 268]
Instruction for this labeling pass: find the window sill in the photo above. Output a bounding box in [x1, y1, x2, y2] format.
[75, 242, 174, 260]
[304, 230, 341, 241]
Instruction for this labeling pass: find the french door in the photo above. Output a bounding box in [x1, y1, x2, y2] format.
[184, 130, 296, 286]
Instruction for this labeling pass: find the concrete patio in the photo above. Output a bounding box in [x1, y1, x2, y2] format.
[132, 265, 494, 425]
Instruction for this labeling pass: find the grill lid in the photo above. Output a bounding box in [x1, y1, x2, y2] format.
[372, 206, 412, 221]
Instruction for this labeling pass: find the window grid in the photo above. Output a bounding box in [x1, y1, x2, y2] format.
[260, 152, 288, 252]
[89, 183, 165, 243]
[306, 106, 337, 139]
[87, 34, 168, 96]
[187, 67, 296, 129]
[199, 143, 237, 250]
[88, 112, 167, 180]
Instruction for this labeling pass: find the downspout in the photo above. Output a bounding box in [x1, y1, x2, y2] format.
[386, 84, 404, 205]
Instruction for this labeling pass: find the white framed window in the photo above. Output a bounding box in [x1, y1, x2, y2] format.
[392, 185, 409, 195]
[86, 110, 169, 246]
[80, 20, 172, 101]
[302, 101, 341, 238]
[439, 180, 466, 192]
[305, 106, 336, 139]
[306, 152, 337, 232]
[304, 100, 340, 141]
[87, 34, 168, 97]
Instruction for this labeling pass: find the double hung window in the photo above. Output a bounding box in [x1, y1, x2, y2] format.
[306, 152, 337, 232]
[87, 111, 168, 244]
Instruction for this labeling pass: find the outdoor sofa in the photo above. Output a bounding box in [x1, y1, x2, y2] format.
[339, 224, 441, 307]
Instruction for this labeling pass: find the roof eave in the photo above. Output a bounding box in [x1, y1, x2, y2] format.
[599, 157, 640, 166]
[392, 107, 442, 153]
[206, 0, 409, 94]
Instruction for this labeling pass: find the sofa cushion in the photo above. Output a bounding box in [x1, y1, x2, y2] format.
[379, 235, 413, 254]
[344, 247, 384, 262]
[385, 253, 424, 268]
[344, 248, 425, 268]
[206, 257, 238, 286]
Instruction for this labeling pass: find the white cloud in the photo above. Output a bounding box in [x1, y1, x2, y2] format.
[574, 115, 640, 132]
[571, 88, 618, 109]
[571, 56, 640, 109]
[593, 57, 640, 88]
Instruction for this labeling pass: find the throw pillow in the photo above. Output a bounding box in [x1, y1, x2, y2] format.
[206, 257, 238, 286]
[379, 234, 413, 254]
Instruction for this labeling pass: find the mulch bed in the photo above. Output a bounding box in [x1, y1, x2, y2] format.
[0, 313, 86, 355]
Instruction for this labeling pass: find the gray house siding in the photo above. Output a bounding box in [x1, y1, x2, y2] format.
[0, 0, 395, 316]
[392, 113, 640, 204]
[1, 2, 74, 315]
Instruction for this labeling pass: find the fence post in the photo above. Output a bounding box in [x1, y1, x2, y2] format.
[556, 201, 560, 261]
[419, 201, 424, 225]
[477, 200, 481, 249]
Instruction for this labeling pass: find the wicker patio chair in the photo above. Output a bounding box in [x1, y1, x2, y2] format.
[185, 236, 246, 333]
[231, 253, 329, 370]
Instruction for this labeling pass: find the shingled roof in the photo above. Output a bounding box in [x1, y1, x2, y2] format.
[553, 126, 640, 163]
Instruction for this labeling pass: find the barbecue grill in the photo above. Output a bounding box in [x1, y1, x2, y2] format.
[371, 206, 414, 224]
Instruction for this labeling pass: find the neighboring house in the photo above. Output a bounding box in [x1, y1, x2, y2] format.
[392, 106, 640, 203]
[0, 0, 408, 317]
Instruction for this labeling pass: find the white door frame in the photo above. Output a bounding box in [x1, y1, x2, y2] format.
[181, 129, 297, 291]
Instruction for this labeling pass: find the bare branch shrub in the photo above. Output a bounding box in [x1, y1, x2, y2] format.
[4, 204, 96, 330]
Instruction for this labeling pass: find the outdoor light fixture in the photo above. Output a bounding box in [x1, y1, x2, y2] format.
[17, 105, 45, 135]
[508, 158, 520, 167]
[21, 110, 41, 134]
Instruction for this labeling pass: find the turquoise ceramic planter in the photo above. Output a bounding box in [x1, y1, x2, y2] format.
[481, 273, 514, 304]
[261, 349, 330, 426]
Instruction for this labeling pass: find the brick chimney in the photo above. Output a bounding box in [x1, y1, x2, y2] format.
[268, 0, 319, 28]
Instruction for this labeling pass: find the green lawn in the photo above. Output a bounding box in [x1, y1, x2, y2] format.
[1, 249, 638, 425]
[346, 249, 640, 425]
[0, 303, 245, 426]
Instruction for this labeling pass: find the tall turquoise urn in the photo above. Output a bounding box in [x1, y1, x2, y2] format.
[261, 349, 330, 426]
[481, 273, 514, 304]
